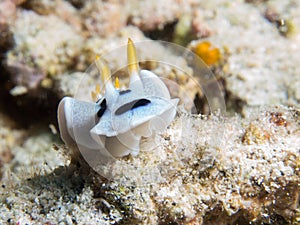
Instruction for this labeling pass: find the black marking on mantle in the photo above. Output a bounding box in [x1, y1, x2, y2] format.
[97, 98, 107, 118]
[115, 99, 151, 115]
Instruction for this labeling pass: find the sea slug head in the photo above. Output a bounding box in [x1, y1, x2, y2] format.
[58, 38, 179, 158]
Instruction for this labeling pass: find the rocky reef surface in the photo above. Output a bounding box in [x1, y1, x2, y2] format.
[0, 0, 299, 224]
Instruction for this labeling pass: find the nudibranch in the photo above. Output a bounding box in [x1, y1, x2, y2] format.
[58, 39, 179, 158]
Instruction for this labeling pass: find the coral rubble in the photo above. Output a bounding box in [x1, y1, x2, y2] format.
[0, 106, 299, 224]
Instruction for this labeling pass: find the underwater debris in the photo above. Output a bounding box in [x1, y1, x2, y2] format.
[275, 19, 296, 37]
[242, 122, 270, 145]
[269, 111, 287, 127]
[264, 7, 296, 38]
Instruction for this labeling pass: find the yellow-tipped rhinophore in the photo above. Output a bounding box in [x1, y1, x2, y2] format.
[91, 84, 101, 101]
[94, 55, 117, 102]
[127, 38, 139, 75]
[95, 55, 111, 85]
[115, 77, 120, 89]
[91, 92, 97, 102]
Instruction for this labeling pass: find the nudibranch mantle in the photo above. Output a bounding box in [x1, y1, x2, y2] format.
[58, 39, 179, 158]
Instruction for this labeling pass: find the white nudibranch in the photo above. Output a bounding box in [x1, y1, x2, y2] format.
[57, 39, 179, 158]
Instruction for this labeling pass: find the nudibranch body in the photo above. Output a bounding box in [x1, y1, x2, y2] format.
[58, 39, 179, 158]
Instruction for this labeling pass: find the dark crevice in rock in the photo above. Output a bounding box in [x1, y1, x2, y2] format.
[0, 77, 60, 128]
[143, 21, 178, 42]
[222, 78, 246, 115]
